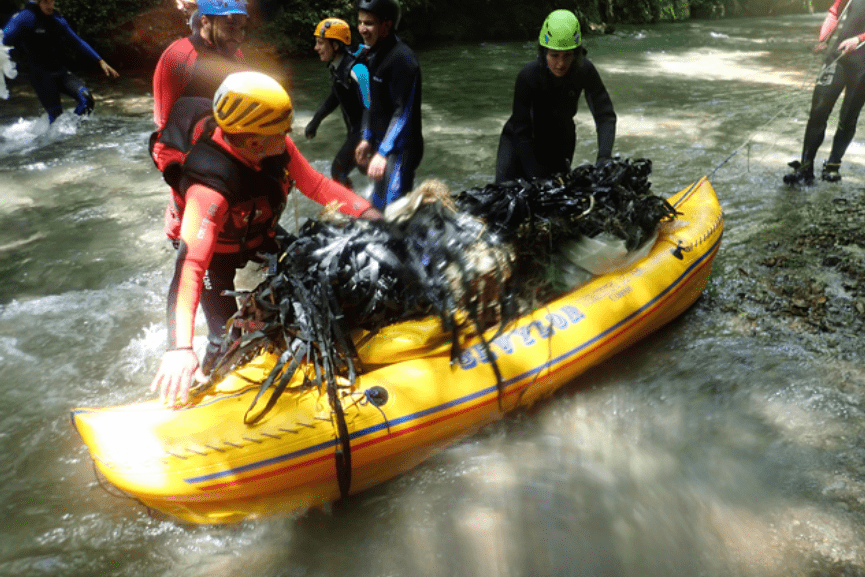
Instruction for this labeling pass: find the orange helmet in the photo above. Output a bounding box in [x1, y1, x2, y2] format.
[314, 18, 351, 46]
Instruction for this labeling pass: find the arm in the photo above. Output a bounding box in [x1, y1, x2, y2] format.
[356, 78, 373, 168]
[352, 62, 371, 109]
[375, 57, 420, 159]
[306, 89, 340, 138]
[150, 184, 229, 406]
[287, 137, 378, 217]
[153, 40, 191, 128]
[55, 15, 102, 63]
[819, 0, 845, 43]
[508, 67, 548, 179]
[581, 60, 617, 161]
[2, 9, 35, 47]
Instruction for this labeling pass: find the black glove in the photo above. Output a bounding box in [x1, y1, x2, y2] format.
[305, 120, 319, 139]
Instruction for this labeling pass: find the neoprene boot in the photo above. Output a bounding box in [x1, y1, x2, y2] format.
[783, 160, 814, 186]
[821, 161, 841, 182]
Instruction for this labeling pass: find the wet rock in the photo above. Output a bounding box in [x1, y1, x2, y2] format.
[718, 188, 865, 358]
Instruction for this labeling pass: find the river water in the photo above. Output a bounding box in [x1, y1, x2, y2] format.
[2, 13, 865, 577]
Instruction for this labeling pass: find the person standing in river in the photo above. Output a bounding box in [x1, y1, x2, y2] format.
[152, 0, 248, 130]
[495, 9, 616, 183]
[354, 0, 424, 210]
[1, 0, 119, 123]
[784, 0, 865, 185]
[305, 17, 370, 189]
[149, 71, 382, 407]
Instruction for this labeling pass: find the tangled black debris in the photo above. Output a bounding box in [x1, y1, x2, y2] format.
[207, 157, 679, 430]
[455, 157, 662, 250]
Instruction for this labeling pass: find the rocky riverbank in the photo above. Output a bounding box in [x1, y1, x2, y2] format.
[714, 184, 865, 362]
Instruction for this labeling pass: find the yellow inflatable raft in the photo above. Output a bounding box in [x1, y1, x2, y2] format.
[71, 177, 723, 524]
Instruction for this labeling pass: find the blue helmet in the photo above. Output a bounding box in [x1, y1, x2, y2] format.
[198, 0, 248, 17]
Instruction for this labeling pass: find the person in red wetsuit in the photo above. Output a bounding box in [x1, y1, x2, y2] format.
[149, 71, 383, 407]
[152, 0, 248, 130]
[784, 0, 865, 184]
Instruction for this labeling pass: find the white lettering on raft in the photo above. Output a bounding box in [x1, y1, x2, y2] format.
[458, 305, 585, 370]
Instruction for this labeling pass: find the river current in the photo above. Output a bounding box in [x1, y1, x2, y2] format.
[1, 14, 865, 577]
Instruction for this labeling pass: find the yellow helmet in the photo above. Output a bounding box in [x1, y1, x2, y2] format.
[314, 18, 351, 46]
[213, 71, 293, 135]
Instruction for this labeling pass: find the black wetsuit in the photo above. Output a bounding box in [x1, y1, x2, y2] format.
[496, 50, 616, 183]
[359, 33, 424, 209]
[2, 2, 102, 122]
[306, 51, 370, 186]
[800, 0, 865, 169]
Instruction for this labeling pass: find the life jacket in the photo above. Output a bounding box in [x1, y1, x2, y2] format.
[148, 96, 212, 190]
[149, 96, 291, 250]
[178, 130, 292, 251]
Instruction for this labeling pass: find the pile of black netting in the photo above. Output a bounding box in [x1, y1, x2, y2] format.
[456, 157, 668, 250]
[209, 157, 678, 426]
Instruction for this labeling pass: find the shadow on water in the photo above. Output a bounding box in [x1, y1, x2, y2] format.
[1, 13, 865, 577]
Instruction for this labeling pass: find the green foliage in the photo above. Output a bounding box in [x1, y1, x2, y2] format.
[255, 0, 720, 56]
[257, 0, 358, 55]
[39, 0, 159, 50]
[8, 0, 835, 62]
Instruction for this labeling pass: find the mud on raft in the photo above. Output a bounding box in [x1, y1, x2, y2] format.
[71, 159, 724, 524]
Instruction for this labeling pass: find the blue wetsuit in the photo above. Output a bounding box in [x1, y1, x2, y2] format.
[2, 2, 103, 122]
[358, 33, 423, 209]
[306, 50, 371, 187]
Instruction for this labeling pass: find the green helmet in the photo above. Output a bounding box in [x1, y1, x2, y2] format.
[538, 9, 581, 51]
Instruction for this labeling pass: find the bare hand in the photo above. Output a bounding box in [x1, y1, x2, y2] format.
[99, 60, 119, 78]
[359, 206, 383, 220]
[813, 40, 828, 54]
[838, 37, 860, 56]
[149, 348, 207, 407]
[355, 139, 371, 170]
[366, 153, 387, 182]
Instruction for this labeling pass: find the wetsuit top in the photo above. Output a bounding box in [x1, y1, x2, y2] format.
[1, 2, 102, 71]
[500, 51, 616, 177]
[152, 33, 245, 128]
[310, 51, 370, 135]
[167, 128, 373, 349]
[820, 0, 865, 66]
[359, 33, 423, 159]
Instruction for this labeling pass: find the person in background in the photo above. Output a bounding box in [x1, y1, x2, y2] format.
[305, 17, 370, 189]
[495, 9, 616, 183]
[149, 71, 382, 407]
[175, 0, 201, 35]
[1, 0, 119, 123]
[152, 0, 247, 130]
[354, 0, 423, 210]
[784, 0, 865, 185]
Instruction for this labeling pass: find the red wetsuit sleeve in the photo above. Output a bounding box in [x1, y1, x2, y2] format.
[153, 38, 194, 128]
[286, 137, 373, 217]
[819, 0, 844, 42]
[166, 184, 229, 349]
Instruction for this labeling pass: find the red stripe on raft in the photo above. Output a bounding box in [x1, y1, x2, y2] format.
[197, 451, 334, 491]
